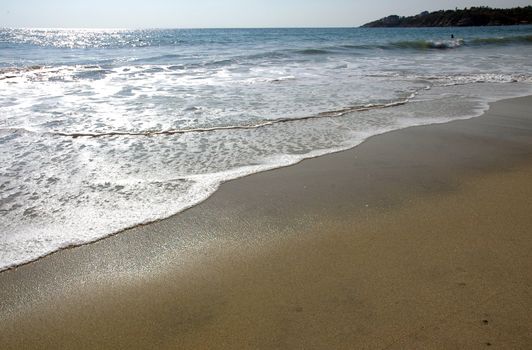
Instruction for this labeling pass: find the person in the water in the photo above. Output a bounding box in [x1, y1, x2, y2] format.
[451, 34, 455, 39]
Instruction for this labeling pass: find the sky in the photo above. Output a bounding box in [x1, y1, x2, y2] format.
[1, 0, 531, 28]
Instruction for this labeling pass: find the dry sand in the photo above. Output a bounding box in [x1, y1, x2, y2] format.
[1, 96, 532, 349]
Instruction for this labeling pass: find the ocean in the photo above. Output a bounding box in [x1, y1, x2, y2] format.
[1, 26, 532, 270]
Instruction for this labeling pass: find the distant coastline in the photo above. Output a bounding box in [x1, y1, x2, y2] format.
[362, 6, 532, 27]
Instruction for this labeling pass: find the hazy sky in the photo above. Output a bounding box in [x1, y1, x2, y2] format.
[1, 0, 531, 28]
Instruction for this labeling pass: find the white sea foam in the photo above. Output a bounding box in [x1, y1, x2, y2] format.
[2, 79, 531, 270]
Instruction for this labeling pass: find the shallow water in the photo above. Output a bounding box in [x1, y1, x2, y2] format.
[1, 26, 532, 270]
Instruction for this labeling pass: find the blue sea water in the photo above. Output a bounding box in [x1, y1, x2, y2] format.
[1, 26, 532, 270]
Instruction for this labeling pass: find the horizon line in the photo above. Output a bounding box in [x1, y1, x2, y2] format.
[2, 25, 365, 30]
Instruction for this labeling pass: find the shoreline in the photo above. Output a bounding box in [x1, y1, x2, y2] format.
[0, 89, 419, 273]
[2, 88, 528, 273]
[1, 95, 532, 349]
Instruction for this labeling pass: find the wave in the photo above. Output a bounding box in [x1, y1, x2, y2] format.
[204, 34, 532, 62]
[48, 96, 415, 139]
[389, 39, 465, 50]
[235, 34, 532, 61]
[382, 34, 532, 51]
[291, 34, 532, 54]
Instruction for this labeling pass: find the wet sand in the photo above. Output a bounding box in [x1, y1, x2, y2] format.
[1, 96, 532, 349]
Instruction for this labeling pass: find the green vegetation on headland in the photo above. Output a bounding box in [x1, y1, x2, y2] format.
[362, 6, 532, 27]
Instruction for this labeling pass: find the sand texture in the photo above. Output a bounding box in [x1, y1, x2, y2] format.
[1, 96, 532, 349]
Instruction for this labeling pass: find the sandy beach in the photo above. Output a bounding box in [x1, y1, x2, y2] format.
[1, 95, 532, 349]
